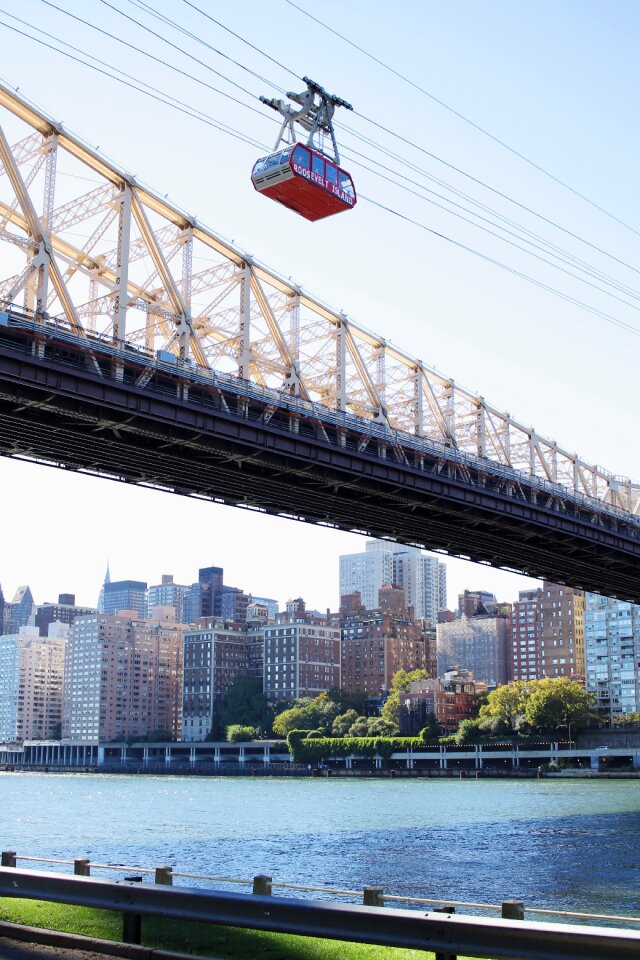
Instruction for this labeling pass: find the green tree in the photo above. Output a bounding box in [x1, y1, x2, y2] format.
[332, 709, 360, 737]
[613, 712, 640, 726]
[390, 668, 430, 693]
[454, 717, 483, 745]
[524, 678, 595, 734]
[226, 724, 259, 742]
[419, 713, 442, 741]
[216, 676, 266, 735]
[272, 705, 316, 738]
[366, 716, 397, 737]
[479, 682, 529, 732]
[348, 717, 370, 737]
[324, 687, 367, 714]
[381, 668, 430, 729]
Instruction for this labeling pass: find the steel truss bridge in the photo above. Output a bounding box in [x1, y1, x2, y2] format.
[0, 83, 638, 601]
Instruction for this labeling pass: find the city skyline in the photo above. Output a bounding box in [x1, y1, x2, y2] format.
[0, 514, 539, 616]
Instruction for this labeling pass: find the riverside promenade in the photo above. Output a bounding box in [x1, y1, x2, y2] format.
[1, 736, 639, 775]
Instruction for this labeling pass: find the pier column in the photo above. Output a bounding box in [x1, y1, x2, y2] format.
[98, 746, 105, 767]
[214, 746, 221, 765]
[143, 747, 149, 766]
[190, 747, 196, 767]
[346, 757, 353, 770]
[441, 747, 448, 770]
[263, 745, 270, 765]
[165, 747, 171, 766]
[239, 746, 245, 765]
[476, 745, 483, 769]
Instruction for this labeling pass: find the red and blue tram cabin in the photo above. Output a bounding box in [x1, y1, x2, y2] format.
[251, 144, 356, 222]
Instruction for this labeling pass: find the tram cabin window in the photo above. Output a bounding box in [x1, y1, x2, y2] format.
[339, 172, 354, 198]
[312, 153, 325, 180]
[292, 145, 310, 170]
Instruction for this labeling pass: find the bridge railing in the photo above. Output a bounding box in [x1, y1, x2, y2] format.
[0, 866, 639, 959]
[2, 302, 639, 530]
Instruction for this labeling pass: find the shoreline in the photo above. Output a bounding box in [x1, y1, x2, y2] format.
[3, 764, 640, 779]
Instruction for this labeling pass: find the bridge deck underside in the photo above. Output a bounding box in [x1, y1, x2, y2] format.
[0, 328, 639, 602]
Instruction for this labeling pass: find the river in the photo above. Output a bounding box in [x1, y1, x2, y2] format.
[2, 773, 639, 917]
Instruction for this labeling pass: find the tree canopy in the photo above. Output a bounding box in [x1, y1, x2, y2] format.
[226, 724, 259, 742]
[381, 668, 430, 729]
[216, 676, 266, 736]
[480, 678, 595, 736]
[523, 678, 595, 733]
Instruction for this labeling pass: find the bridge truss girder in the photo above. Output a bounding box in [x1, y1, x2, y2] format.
[0, 80, 637, 525]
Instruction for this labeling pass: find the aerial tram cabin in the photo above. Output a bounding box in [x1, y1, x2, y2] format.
[251, 144, 356, 222]
[251, 77, 357, 222]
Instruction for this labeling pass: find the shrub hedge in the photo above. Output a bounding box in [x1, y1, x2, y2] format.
[286, 729, 431, 762]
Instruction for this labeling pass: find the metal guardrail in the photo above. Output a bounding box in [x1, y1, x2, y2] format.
[0, 867, 639, 960]
[6, 851, 640, 928]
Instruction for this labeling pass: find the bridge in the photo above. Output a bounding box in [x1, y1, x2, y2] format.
[0, 82, 638, 601]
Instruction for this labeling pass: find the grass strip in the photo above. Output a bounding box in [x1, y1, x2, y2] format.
[0, 897, 479, 960]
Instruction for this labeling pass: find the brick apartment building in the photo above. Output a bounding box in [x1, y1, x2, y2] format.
[62, 607, 183, 742]
[339, 585, 429, 694]
[511, 582, 585, 681]
[263, 599, 340, 702]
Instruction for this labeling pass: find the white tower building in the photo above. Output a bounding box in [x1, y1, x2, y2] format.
[339, 540, 447, 620]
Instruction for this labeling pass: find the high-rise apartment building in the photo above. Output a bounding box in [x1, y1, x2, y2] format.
[101, 580, 147, 618]
[339, 540, 446, 622]
[585, 594, 640, 721]
[17, 621, 68, 741]
[263, 600, 340, 702]
[510, 583, 585, 681]
[511, 588, 543, 681]
[184, 566, 250, 625]
[0, 626, 25, 741]
[437, 610, 511, 687]
[182, 621, 256, 741]
[34, 595, 96, 637]
[146, 575, 191, 622]
[0, 623, 67, 741]
[63, 607, 183, 742]
[340, 587, 428, 694]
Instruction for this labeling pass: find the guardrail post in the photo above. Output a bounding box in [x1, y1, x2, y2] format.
[253, 874, 272, 896]
[122, 875, 143, 944]
[502, 899, 525, 920]
[1, 851, 16, 867]
[433, 906, 456, 960]
[74, 858, 90, 876]
[363, 886, 384, 907]
[122, 911, 142, 945]
[155, 866, 173, 885]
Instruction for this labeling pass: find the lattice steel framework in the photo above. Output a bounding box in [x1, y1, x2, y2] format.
[0, 81, 638, 519]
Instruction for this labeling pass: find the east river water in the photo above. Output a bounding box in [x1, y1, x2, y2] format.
[2, 773, 640, 917]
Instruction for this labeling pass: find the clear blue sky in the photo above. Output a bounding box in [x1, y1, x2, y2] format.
[0, 0, 638, 611]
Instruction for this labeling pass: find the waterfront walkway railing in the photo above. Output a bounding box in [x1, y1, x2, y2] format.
[0, 866, 639, 960]
[3, 850, 640, 930]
